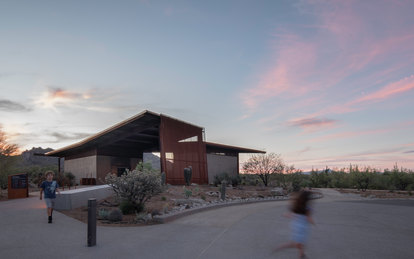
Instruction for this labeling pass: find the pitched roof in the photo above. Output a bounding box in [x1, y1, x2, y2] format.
[46, 110, 265, 157]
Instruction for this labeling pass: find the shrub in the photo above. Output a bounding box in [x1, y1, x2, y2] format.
[183, 186, 192, 198]
[230, 175, 241, 187]
[108, 209, 123, 222]
[64, 172, 76, 186]
[161, 172, 166, 185]
[105, 162, 163, 213]
[98, 209, 110, 220]
[161, 196, 167, 201]
[213, 172, 231, 187]
[120, 200, 137, 214]
[240, 174, 260, 186]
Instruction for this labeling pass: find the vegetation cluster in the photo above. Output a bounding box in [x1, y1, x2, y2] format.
[242, 153, 414, 192]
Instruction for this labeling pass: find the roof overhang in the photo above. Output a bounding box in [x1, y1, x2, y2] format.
[46, 110, 161, 157]
[205, 142, 265, 154]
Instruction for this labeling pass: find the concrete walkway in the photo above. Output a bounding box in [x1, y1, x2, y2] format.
[1, 189, 413, 259]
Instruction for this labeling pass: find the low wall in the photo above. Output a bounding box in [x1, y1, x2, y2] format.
[55, 185, 113, 210]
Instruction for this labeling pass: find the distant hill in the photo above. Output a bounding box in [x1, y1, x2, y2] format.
[16, 147, 59, 168]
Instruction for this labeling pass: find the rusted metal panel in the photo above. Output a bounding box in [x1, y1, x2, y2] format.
[159, 115, 208, 185]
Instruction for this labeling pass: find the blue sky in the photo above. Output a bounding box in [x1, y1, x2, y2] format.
[1, 0, 413, 171]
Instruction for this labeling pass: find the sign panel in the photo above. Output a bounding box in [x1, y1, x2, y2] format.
[11, 174, 28, 189]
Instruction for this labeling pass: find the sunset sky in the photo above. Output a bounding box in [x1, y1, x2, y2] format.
[1, 0, 413, 171]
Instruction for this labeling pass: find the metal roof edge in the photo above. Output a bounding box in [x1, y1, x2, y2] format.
[46, 110, 160, 156]
[205, 141, 266, 154]
[159, 113, 204, 129]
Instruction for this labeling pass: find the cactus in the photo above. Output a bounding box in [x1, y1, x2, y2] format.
[184, 166, 192, 186]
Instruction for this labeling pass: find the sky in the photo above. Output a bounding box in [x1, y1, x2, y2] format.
[1, 0, 413, 171]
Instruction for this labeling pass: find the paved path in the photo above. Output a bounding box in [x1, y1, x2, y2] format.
[1, 190, 414, 259]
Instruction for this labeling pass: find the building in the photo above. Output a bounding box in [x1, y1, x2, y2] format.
[46, 110, 265, 185]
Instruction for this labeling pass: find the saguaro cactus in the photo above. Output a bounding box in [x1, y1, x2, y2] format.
[184, 166, 192, 186]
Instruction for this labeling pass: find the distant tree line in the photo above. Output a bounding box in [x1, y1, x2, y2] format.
[242, 153, 414, 192]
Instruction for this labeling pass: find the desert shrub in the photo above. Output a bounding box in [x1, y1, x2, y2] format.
[240, 174, 260, 186]
[64, 172, 76, 186]
[230, 175, 241, 187]
[161, 196, 167, 201]
[120, 200, 137, 214]
[213, 172, 231, 186]
[105, 162, 163, 213]
[183, 186, 192, 198]
[161, 172, 166, 185]
[98, 209, 110, 220]
[108, 209, 123, 222]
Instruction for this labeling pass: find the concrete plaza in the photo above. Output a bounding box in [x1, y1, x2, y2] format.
[1, 189, 413, 259]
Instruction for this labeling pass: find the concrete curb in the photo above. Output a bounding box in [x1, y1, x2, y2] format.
[154, 196, 291, 223]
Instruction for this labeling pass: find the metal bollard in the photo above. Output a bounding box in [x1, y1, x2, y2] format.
[220, 181, 227, 200]
[87, 198, 97, 247]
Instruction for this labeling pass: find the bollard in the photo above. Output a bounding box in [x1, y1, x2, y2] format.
[220, 181, 227, 200]
[87, 198, 97, 247]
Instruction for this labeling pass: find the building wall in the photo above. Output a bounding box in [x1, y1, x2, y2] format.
[159, 115, 208, 184]
[96, 156, 112, 184]
[130, 158, 141, 170]
[65, 155, 97, 184]
[207, 154, 238, 184]
[95, 156, 143, 184]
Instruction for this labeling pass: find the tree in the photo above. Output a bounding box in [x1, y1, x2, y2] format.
[350, 165, 372, 191]
[105, 162, 163, 213]
[242, 153, 285, 186]
[0, 129, 19, 190]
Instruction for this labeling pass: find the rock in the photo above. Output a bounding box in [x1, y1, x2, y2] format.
[108, 209, 123, 222]
[144, 213, 152, 222]
[271, 187, 284, 196]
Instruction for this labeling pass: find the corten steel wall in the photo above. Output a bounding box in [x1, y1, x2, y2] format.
[159, 115, 208, 185]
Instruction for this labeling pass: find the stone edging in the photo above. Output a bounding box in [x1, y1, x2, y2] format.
[154, 193, 323, 223]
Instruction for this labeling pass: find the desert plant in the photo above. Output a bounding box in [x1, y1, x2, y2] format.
[108, 209, 123, 222]
[184, 166, 192, 186]
[242, 153, 285, 186]
[230, 175, 241, 187]
[161, 196, 167, 201]
[64, 172, 76, 187]
[105, 162, 163, 213]
[161, 171, 166, 185]
[98, 209, 110, 220]
[120, 200, 137, 214]
[183, 186, 192, 198]
[213, 172, 231, 186]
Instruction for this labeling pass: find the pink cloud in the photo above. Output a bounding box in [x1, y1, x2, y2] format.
[288, 117, 337, 131]
[241, 34, 318, 110]
[241, 0, 414, 119]
[352, 75, 414, 104]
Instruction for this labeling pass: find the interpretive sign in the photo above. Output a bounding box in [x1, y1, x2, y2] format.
[8, 174, 29, 199]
